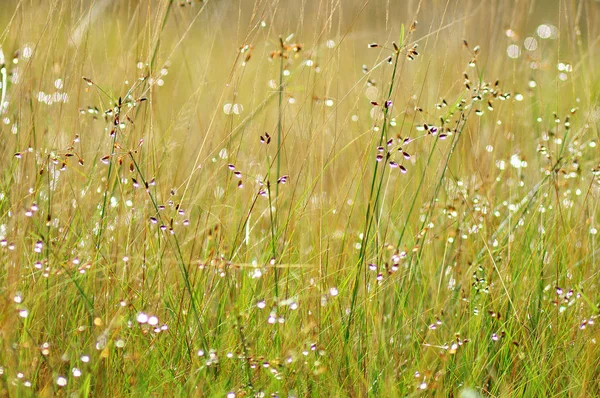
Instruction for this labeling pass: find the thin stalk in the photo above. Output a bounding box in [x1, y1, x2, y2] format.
[271, 38, 286, 300]
[276, 37, 284, 211]
[344, 33, 404, 349]
[267, 180, 279, 299]
[94, 126, 118, 255]
[129, 152, 209, 353]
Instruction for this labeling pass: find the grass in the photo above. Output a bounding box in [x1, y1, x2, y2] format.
[0, 0, 599, 396]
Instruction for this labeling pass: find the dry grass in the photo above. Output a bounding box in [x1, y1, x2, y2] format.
[0, 0, 599, 396]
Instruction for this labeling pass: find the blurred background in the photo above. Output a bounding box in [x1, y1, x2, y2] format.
[1, 0, 599, 292]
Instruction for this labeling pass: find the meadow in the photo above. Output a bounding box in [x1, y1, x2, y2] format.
[0, 0, 599, 396]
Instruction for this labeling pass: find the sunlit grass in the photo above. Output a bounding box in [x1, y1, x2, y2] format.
[0, 0, 599, 396]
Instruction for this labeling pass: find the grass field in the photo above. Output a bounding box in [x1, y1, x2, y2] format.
[0, 0, 599, 396]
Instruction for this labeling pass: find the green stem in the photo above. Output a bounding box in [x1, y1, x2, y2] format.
[344, 37, 403, 348]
